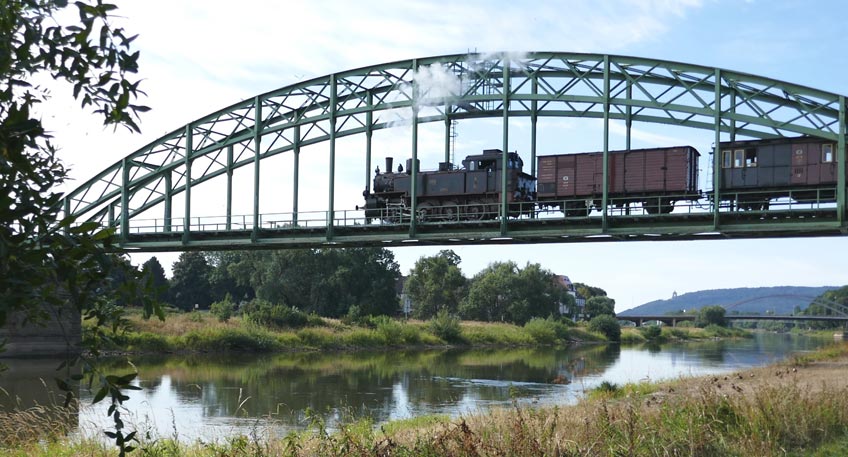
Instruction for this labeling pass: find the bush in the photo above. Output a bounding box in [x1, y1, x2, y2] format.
[182, 327, 280, 352]
[524, 317, 569, 344]
[665, 327, 691, 340]
[429, 309, 462, 343]
[639, 325, 662, 341]
[588, 315, 621, 342]
[210, 298, 235, 322]
[341, 305, 366, 326]
[372, 316, 420, 345]
[620, 329, 647, 344]
[242, 299, 308, 329]
[306, 313, 325, 327]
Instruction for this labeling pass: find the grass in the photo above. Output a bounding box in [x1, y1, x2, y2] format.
[12, 381, 847, 456]
[101, 311, 613, 354]
[96, 310, 760, 355]
[789, 341, 848, 366]
[620, 324, 753, 346]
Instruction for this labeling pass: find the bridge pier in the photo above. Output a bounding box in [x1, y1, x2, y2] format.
[0, 303, 81, 358]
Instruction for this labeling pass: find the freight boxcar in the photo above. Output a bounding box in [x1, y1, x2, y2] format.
[362, 149, 536, 223]
[716, 136, 842, 210]
[536, 146, 701, 216]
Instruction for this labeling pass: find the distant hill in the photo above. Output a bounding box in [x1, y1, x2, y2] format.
[619, 286, 838, 316]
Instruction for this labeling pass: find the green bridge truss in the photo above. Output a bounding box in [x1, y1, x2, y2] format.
[62, 52, 848, 251]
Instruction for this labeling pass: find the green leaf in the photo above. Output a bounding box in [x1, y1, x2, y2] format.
[92, 386, 108, 404]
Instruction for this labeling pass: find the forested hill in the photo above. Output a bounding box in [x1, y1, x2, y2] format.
[619, 286, 838, 316]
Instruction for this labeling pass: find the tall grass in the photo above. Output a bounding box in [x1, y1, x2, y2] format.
[105, 312, 612, 353]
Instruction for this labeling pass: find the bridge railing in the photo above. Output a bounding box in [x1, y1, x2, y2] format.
[117, 185, 839, 235]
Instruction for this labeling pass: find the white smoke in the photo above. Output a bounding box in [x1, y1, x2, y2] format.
[385, 63, 462, 128]
[382, 52, 531, 128]
[466, 51, 532, 70]
[412, 63, 462, 108]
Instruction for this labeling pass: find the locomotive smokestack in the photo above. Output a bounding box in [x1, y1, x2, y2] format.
[385, 157, 394, 174]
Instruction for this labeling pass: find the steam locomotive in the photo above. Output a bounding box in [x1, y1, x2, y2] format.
[361, 136, 841, 223]
[362, 150, 536, 222]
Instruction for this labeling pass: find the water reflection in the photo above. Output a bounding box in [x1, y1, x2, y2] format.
[0, 358, 81, 439]
[0, 333, 827, 442]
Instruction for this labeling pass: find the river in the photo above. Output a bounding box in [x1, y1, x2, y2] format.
[0, 333, 828, 442]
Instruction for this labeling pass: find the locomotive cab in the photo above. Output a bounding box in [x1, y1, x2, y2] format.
[462, 149, 524, 172]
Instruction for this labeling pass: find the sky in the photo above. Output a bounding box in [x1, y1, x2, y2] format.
[42, 0, 848, 311]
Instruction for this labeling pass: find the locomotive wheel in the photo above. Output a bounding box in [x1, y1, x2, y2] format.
[442, 201, 458, 221]
[466, 201, 486, 220]
[416, 202, 432, 222]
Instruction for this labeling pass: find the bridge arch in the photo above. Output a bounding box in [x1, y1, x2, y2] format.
[62, 52, 848, 251]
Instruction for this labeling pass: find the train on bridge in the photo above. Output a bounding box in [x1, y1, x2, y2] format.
[361, 136, 842, 223]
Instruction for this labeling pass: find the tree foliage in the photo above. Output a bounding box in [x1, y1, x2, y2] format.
[589, 314, 621, 341]
[169, 252, 213, 311]
[574, 282, 607, 300]
[206, 251, 254, 304]
[696, 305, 727, 327]
[140, 256, 168, 303]
[802, 285, 848, 329]
[584, 296, 616, 320]
[229, 248, 400, 318]
[0, 1, 149, 454]
[459, 261, 562, 325]
[404, 249, 466, 319]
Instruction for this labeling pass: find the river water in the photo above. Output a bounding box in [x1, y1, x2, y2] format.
[0, 333, 828, 442]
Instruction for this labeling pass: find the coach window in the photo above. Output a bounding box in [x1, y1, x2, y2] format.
[733, 149, 744, 168]
[722, 150, 732, 168]
[822, 144, 834, 163]
[745, 149, 757, 167]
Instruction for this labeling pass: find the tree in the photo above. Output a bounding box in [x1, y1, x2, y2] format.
[230, 248, 400, 318]
[584, 296, 616, 320]
[589, 315, 621, 341]
[459, 261, 561, 325]
[404, 250, 466, 319]
[169, 252, 213, 311]
[697, 305, 727, 327]
[206, 251, 254, 304]
[574, 282, 607, 300]
[802, 285, 848, 329]
[140, 256, 169, 304]
[0, 2, 149, 453]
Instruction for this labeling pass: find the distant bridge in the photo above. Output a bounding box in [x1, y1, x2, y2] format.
[618, 294, 848, 326]
[618, 314, 848, 326]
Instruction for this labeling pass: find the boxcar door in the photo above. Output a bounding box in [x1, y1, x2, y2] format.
[790, 144, 807, 185]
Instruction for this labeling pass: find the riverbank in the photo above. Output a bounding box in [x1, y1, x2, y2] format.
[90, 310, 750, 354]
[4, 341, 847, 456]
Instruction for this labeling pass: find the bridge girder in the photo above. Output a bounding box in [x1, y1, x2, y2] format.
[61, 52, 848, 246]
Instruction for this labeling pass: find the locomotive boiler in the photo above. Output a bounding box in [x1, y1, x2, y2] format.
[362, 149, 536, 223]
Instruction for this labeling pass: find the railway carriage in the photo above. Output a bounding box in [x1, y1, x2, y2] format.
[715, 136, 842, 210]
[535, 146, 701, 216]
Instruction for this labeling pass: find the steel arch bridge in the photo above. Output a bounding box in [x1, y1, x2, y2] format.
[62, 52, 848, 252]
